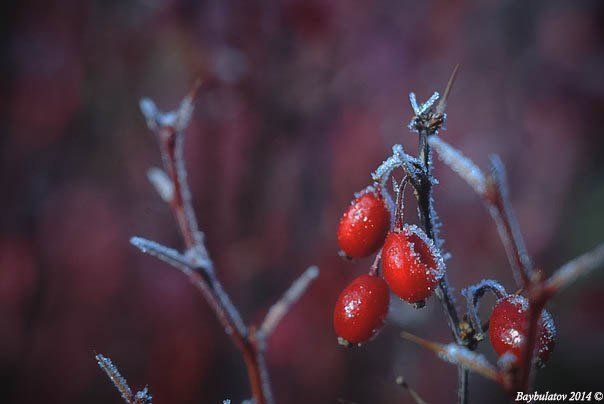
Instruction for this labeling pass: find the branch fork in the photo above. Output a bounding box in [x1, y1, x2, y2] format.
[97, 83, 319, 404]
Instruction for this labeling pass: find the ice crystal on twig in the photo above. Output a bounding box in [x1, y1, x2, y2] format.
[96, 354, 133, 402]
[147, 167, 174, 202]
[96, 354, 152, 403]
[409, 92, 440, 116]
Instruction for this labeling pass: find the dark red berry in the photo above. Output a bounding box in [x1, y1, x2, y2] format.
[333, 274, 390, 345]
[337, 189, 390, 259]
[489, 295, 556, 366]
[382, 224, 444, 304]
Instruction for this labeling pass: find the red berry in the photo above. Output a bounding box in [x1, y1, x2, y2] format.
[381, 224, 444, 304]
[333, 274, 390, 345]
[489, 295, 556, 366]
[337, 189, 390, 259]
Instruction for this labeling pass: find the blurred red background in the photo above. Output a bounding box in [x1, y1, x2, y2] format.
[1, 0, 603, 403]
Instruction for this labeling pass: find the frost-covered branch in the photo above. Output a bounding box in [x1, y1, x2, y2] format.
[487, 156, 532, 288]
[461, 280, 507, 341]
[125, 83, 320, 404]
[400, 332, 500, 383]
[429, 136, 486, 196]
[371, 144, 419, 187]
[259, 266, 319, 341]
[96, 354, 152, 404]
[130, 236, 198, 271]
[545, 243, 604, 295]
[429, 137, 532, 289]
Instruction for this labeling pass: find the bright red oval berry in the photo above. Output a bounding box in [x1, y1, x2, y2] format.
[337, 190, 390, 259]
[333, 274, 390, 345]
[381, 224, 444, 304]
[489, 295, 556, 366]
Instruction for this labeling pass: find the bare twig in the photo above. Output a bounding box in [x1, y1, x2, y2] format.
[545, 243, 604, 295]
[487, 156, 532, 288]
[130, 83, 320, 404]
[259, 266, 320, 340]
[96, 354, 152, 404]
[436, 64, 460, 116]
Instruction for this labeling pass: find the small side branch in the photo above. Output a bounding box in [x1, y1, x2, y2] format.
[258, 266, 320, 341]
[487, 156, 532, 288]
[401, 332, 501, 384]
[429, 137, 532, 289]
[96, 354, 152, 404]
[545, 243, 604, 295]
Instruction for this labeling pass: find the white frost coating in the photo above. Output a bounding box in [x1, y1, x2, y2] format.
[403, 224, 445, 277]
[438, 343, 499, 381]
[139, 98, 158, 131]
[259, 266, 320, 339]
[409, 91, 440, 116]
[147, 167, 174, 202]
[96, 354, 133, 403]
[139, 92, 195, 133]
[371, 144, 419, 185]
[174, 94, 195, 131]
[130, 236, 194, 270]
[429, 136, 487, 196]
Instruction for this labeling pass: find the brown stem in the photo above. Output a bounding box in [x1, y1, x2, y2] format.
[149, 94, 272, 404]
[241, 343, 266, 404]
[486, 157, 532, 289]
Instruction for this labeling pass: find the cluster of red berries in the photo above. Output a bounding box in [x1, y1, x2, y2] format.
[333, 187, 556, 366]
[333, 187, 444, 345]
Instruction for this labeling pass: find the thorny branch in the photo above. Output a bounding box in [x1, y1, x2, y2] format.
[373, 68, 469, 403]
[99, 82, 320, 404]
[379, 67, 604, 403]
[425, 130, 604, 396]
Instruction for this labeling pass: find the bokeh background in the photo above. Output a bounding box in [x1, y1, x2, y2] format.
[1, 0, 604, 403]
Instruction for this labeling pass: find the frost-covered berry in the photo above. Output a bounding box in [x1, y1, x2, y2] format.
[381, 224, 444, 304]
[333, 274, 390, 345]
[337, 189, 390, 259]
[489, 295, 556, 366]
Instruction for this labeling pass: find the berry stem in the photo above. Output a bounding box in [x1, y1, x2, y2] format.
[462, 279, 508, 341]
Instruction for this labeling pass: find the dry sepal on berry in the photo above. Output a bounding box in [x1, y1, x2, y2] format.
[333, 274, 390, 346]
[489, 295, 556, 367]
[382, 224, 445, 304]
[337, 187, 390, 259]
